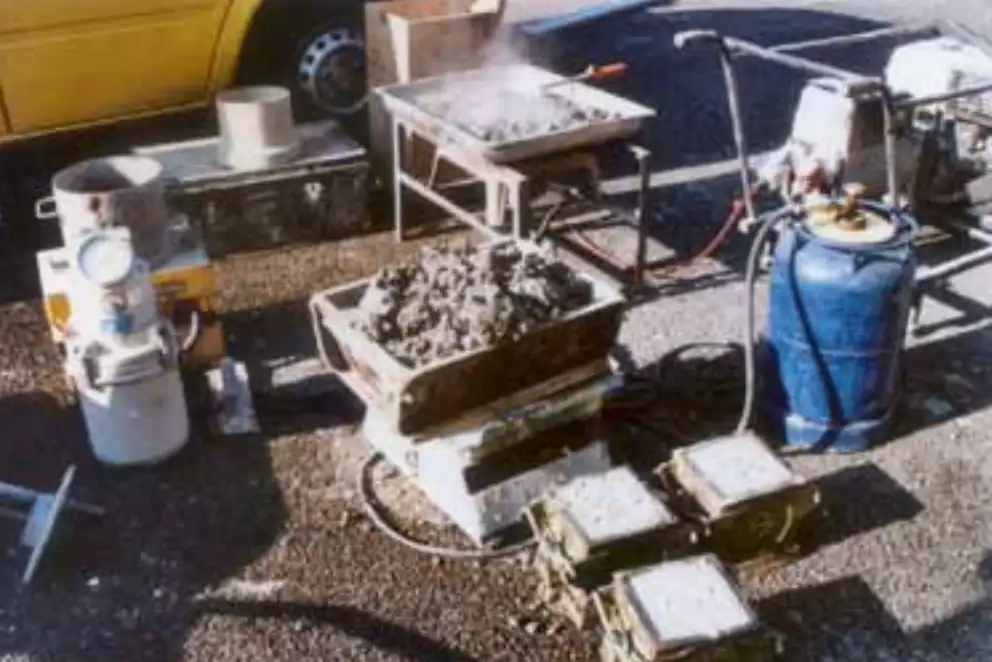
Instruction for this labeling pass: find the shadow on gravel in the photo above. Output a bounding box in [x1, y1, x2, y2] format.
[611, 311, 992, 455]
[912, 597, 992, 662]
[758, 575, 906, 661]
[910, 235, 992, 339]
[199, 599, 482, 662]
[606, 341, 745, 467]
[0, 386, 287, 661]
[898, 324, 992, 438]
[761, 570, 992, 662]
[220, 299, 365, 437]
[801, 463, 924, 550]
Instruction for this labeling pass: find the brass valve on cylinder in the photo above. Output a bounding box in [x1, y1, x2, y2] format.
[807, 182, 868, 231]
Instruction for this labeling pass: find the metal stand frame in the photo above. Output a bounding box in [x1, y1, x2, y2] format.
[390, 117, 653, 287]
[0, 466, 104, 584]
[392, 117, 531, 243]
[674, 23, 992, 299]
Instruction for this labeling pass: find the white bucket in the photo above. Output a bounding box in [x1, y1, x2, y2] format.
[36, 156, 171, 267]
[216, 86, 300, 171]
[67, 328, 189, 466]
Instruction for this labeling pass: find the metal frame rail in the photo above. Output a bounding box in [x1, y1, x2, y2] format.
[390, 116, 653, 288]
[673, 23, 992, 288]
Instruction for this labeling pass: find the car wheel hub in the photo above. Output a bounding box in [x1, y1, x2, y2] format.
[299, 29, 367, 116]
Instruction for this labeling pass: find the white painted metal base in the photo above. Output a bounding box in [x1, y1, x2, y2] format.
[360, 377, 614, 544]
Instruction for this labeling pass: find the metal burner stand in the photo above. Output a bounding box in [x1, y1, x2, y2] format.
[389, 116, 653, 288]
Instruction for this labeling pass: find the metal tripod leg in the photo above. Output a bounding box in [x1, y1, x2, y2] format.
[630, 145, 651, 289]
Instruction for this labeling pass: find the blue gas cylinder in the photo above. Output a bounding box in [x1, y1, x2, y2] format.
[761, 198, 917, 453]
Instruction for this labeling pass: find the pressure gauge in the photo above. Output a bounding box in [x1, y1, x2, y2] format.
[74, 230, 136, 288]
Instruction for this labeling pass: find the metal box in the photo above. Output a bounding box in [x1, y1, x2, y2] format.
[597, 555, 777, 662]
[663, 432, 822, 562]
[309, 241, 625, 435]
[134, 120, 370, 257]
[526, 466, 700, 628]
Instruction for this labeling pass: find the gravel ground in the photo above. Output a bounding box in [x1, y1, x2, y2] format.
[3, 1, 992, 661]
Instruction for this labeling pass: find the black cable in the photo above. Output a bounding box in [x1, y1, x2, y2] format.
[737, 207, 794, 434]
[357, 453, 537, 560]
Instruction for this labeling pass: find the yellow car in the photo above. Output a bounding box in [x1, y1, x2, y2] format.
[0, 0, 372, 145]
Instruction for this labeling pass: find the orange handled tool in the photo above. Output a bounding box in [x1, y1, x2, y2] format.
[543, 62, 629, 89]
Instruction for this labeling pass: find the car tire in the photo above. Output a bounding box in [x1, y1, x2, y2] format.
[237, 0, 369, 130]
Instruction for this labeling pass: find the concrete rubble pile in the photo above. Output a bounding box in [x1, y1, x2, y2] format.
[355, 242, 593, 367]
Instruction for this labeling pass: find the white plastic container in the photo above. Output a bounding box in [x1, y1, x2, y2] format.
[216, 86, 300, 171]
[64, 229, 189, 466]
[67, 336, 190, 466]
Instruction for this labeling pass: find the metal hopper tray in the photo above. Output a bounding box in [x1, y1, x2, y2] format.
[376, 63, 656, 163]
[309, 242, 625, 437]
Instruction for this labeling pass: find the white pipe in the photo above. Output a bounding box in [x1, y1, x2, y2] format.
[216, 86, 300, 171]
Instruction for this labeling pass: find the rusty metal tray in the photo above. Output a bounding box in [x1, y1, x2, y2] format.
[376, 63, 656, 163]
[309, 243, 625, 436]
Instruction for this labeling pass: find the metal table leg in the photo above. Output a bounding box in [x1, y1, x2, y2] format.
[504, 174, 532, 240]
[393, 117, 405, 242]
[629, 145, 652, 288]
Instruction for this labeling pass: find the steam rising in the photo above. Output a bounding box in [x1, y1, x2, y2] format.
[416, 20, 618, 144]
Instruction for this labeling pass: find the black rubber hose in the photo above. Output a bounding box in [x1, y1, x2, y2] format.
[357, 453, 537, 560]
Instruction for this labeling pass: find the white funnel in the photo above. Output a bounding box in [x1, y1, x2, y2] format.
[216, 86, 301, 171]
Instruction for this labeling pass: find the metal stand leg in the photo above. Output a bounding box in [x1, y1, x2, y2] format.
[484, 179, 503, 230]
[630, 145, 652, 288]
[392, 118, 405, 242]
[509, 177, 532, 241]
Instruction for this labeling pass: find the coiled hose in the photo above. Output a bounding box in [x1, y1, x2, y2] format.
[602, 201, 791, 439]
[357, 453, 538, 560]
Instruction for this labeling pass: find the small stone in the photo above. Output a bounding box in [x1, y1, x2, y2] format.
[524, 620, 541, 635]
[87, 577, 100, 589]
